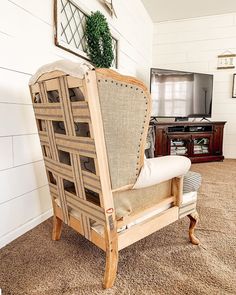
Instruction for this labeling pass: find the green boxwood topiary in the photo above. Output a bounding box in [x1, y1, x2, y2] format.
[85, 11, 114, 68]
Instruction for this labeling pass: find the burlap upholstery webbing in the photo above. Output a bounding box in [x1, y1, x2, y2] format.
[113, 180, 172, 220]
[29, 72, 105, 240]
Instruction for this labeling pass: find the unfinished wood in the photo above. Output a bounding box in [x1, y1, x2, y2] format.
[54, 201, 106, 251]
[67, 76, 83, 88]
[171, 176, 183, 206]
[52, 215, 62, 241]
[45, 78, 60, 91]
[85, 71, 116, 214]
[118, 207, 179, 250]
[30, 83, 40, 95]
[85, 70, 118, 288]
[53, 200, 63, 220]
[103, 229, 118, 289]
[69, 214, 106, 251]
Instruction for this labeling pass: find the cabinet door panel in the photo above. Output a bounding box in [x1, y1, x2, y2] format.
[167, 134, 191, 156]
[213, 125, 224, 155]
[191, 133, 213, 156]
[155, 127, 168, 156]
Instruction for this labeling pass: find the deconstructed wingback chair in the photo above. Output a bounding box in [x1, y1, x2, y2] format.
[29, 60, 200, 289]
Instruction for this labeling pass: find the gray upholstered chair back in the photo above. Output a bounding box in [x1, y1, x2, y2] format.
[96, 69, 151, 190]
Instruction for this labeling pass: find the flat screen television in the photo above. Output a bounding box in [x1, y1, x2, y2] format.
[150, 68, 213, 118]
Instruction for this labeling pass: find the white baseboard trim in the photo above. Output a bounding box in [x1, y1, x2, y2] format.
[0, 209, 53, 249]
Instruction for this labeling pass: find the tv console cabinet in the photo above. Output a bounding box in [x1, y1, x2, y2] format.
[153, 121, 226, 163]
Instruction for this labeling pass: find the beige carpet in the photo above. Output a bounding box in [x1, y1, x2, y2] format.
[0, 160, 236, 295]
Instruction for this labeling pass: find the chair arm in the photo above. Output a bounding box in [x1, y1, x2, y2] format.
[133, 155, 191, 189]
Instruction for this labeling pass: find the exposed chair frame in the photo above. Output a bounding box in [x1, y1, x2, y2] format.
[29, 67, 199, 289]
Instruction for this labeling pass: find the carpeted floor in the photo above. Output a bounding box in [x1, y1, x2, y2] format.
[0, 160, 236, 295]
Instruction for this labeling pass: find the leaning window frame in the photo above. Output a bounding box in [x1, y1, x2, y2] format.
[54, 0, 118, 68]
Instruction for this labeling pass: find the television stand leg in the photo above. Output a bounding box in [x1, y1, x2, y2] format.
[200, 117, 211, 122]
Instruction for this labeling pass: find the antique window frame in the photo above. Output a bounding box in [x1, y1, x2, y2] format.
[54, 0, 118, 68]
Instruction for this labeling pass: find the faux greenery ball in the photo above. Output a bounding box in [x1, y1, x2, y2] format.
[85, 11, 114, 68]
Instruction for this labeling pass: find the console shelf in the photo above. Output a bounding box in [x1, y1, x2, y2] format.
[153, 121, 226, 163]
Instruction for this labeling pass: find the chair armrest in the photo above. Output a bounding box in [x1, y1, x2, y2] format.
[133, 155, 191, 189]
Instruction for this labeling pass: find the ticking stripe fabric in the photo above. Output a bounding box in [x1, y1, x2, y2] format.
[183, 171, 202, 193]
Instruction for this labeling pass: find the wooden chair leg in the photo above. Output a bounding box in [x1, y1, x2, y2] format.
[52, 215, 62, 241]
[187, 211, 200, 245]
[103, 244, 118, 289]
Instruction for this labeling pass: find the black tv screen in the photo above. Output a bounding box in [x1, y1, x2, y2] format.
[150, 68, 213, 118]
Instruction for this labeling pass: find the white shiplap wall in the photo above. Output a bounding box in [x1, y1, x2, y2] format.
[0, 0, 153, 248]
[153, 13, 236, 158]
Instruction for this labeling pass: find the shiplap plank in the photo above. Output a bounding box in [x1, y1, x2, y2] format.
[13, 134, 43, 166]
[0, 137, 13, 170]
[0, 161, 48, 204]
[0, 103, 37, 136]
[0, 185, 51, 237]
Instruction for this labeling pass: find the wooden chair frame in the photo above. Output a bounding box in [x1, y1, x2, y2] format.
[29, 68, 199, 289]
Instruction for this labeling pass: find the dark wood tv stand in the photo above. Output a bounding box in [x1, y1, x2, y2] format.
[153, 121, 226, 163]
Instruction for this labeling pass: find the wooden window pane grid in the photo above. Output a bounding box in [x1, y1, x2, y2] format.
[60, 0, 87, 52]
[56, 0, 118, 68]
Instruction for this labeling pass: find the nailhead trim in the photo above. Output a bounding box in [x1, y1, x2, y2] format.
[136, 87, 149, 176]
[99, 78, 149, 181]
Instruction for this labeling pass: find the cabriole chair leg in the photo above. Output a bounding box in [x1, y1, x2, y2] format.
[52, 215, 62, 241]
[187, 211, 200, 245]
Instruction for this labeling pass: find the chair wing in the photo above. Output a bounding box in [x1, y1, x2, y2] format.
[96, 69, 151, 190]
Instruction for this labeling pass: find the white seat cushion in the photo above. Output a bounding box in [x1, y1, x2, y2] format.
[133, 155, 191, 189]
